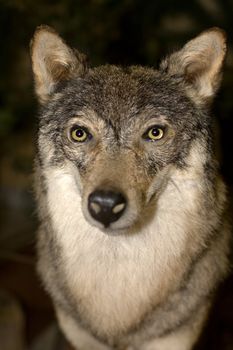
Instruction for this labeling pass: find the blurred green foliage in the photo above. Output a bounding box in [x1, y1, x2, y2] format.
[0, 0, 233, 178]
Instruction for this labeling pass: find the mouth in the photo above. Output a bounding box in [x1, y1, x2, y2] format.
[100, 225, 133, 236]
[83, 208, 138, 235]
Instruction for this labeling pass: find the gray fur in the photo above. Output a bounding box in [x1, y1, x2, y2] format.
[31, 26, 231, 350]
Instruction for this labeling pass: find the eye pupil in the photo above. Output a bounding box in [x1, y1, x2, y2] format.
[151, 128, 160, 136]
[76, 129, 84, 137]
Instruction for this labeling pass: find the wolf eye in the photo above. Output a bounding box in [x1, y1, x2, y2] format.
[143, 127, 164, 141]
[70, 126, 91, 142]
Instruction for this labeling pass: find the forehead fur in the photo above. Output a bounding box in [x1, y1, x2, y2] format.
[42, 65, 198, 127]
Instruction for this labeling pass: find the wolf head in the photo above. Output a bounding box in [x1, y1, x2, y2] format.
[31, 26, 226, 234]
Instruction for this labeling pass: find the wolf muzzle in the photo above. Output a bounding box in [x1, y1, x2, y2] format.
[88, 189, 127, 228]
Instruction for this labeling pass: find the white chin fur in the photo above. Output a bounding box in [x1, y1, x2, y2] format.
[43, 144, 209, 336]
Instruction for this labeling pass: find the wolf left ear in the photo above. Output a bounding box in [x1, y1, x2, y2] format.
[160, 28, 226, 105]
[31, 25, 87, 104]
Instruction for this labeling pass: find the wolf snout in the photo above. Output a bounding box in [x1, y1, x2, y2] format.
[88, 189, 127, 227]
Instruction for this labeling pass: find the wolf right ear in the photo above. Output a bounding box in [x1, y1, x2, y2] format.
[30, 25, 88, 104]
[160, 28, 226, 105]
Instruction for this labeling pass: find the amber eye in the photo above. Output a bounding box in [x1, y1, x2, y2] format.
[144, 126, 164, 141]
[70, 126, 91, 142]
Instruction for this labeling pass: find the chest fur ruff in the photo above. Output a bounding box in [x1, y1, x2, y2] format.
[44, 167, 206, 336]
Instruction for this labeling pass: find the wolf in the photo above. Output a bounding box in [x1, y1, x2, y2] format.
[31, 26, 231, 350]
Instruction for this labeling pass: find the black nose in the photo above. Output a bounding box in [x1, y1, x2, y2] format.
[88, 190, 127, 227]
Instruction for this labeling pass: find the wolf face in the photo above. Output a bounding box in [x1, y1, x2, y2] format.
[31, 27, 230, 350]
[32, 27, 225, 235]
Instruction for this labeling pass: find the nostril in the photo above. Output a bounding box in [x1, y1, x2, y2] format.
[90, 202, 101, 214]
[112, 202, 126, 214]
[88, 190, 127, 227]
[89, 202, 101, 214]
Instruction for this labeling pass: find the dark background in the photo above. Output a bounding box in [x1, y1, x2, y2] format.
[0, 1, 233, 349]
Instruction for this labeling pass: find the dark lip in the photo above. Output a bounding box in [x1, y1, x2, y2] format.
[101, 225, 132, 236]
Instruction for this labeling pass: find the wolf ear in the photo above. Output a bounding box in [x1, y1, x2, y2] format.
[30, 25, 87, 104]
[160, 28, 226, 105]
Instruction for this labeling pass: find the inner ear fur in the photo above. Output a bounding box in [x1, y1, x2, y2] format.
[31, 25, 88, 104]
[160, 28, 226, 105]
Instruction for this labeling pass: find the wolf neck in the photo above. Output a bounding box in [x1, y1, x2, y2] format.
[44, 144, 222, 337]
